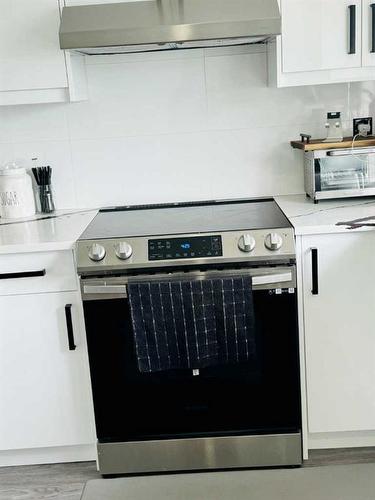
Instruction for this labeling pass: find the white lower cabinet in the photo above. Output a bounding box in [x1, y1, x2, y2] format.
[301, 231, 375, 436]
[0, 290, 94, 451]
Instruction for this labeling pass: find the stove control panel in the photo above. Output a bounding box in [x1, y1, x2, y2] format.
[148, 235, 223, 261]
[77, 228, 295, 275]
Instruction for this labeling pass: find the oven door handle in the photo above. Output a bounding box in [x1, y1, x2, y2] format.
[82, 271, 293, 297]
[252, 271, 292, 286]
[83, 284, 128, 296]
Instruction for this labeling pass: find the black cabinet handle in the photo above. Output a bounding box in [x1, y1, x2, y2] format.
[0, 269, 46, 280]
[65, 304, 76, 351]
[348, 5, 356, 54]
[311, 248, 319, 295]
[371, 4, 375, 53]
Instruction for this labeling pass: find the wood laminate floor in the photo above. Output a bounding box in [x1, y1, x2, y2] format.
[1, 448, 375, 500]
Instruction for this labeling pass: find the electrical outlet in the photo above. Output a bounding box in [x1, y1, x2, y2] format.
[353, 117, 373, 137]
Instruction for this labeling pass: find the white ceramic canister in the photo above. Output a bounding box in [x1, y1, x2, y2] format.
[0, 164, 36, 219]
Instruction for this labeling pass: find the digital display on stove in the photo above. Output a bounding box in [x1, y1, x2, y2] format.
[148, 235, 222, 261]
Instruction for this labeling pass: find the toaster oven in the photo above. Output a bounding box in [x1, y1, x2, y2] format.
[304, 146, 375, 203]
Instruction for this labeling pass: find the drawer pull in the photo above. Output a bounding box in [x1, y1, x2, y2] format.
[0, 269, 46, 280]
[65, 304, 76, 351]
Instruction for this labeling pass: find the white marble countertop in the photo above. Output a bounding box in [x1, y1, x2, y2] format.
[3, 195, 375, 253]
[275, 194, 375, 235]
[0, 209, 98, 254]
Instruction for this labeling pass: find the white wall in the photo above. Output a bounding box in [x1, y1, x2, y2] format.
[0, 44, 374, 209]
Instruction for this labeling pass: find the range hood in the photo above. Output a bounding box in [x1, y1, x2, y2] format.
[59, 0, 281, 55]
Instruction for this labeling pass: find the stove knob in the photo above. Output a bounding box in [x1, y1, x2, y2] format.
[265, 232, 283, 251]
[238, 234, 256, 253]
[88, 243, 106, 262]
[115, 242, 133, 260]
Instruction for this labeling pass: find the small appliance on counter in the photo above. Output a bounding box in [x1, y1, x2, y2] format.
[291, 135, 375, 203]
[0, 162, 35, 219]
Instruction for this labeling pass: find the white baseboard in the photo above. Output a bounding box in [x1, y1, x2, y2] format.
[0, 444, 97, 467]
[309, 431, 375, 450]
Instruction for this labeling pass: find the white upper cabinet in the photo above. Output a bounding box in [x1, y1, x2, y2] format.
[362, 0, 375, 67]
[269, 0, 375, 87]
[0, 0, 87, 105]
[0, 0, 67, 92]
[281, 0, 361, 73]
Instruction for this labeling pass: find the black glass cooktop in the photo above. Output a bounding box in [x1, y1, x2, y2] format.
[79, 198, 291, 240]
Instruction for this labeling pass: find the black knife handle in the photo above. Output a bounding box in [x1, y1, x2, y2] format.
[371, 4, 375, 53]
[0, 269, 46, 280]
[348, 5, 356, 54]
[65, 304, 76, 351]
[311, 248, 319, 295]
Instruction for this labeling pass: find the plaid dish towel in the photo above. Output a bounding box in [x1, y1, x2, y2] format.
[128, 276, 255, 373]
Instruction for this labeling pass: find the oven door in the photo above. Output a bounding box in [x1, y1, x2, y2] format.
[81, 266, 301, 472]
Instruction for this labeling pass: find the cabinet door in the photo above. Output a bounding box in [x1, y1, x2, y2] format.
[302, 232, 375, 433]
[362, 0, 375, 66]
[281, 0, 362, 73]
[0, 0, 67, 92]
[0, 291, 95, 451]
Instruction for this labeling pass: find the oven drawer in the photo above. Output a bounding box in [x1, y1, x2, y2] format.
[0, 250, 77, 296]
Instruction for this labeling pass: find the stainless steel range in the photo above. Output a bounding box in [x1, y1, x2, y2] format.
[77, 198, 302, 475]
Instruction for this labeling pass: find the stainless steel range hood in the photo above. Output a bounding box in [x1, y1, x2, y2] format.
[59, 0, 281, 55]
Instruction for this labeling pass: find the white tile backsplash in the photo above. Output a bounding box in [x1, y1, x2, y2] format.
[205, 50, 351, 131]
[67, 56, 207, 140]
[0, 142, 14, 162]
[8, 103, 69, 143]
[348, 81, 375, 123]
[0, 107, 14, 144]
[70, 132, 216, 208]
[209, 126, 306, 200]
[1, 45, 374, 209]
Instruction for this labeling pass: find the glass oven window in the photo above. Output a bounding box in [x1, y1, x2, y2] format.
[83, 288, 301, 443]
[315, 153, 375, 192]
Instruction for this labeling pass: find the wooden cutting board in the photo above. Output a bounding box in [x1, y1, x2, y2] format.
[291, 136, 375, 151]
